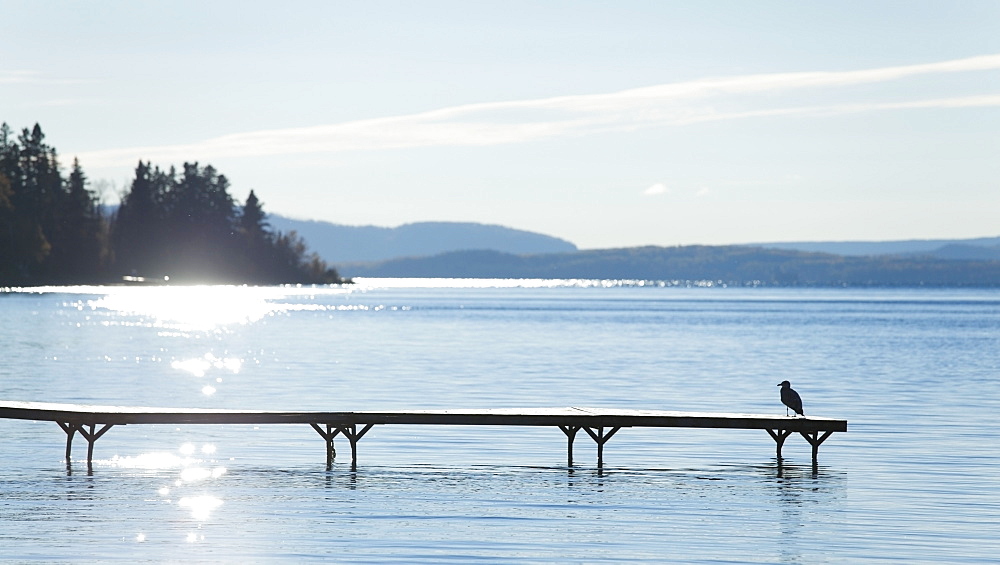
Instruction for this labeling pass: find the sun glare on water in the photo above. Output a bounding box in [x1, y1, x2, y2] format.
[171, 353, 243, 378]
[89, 286, 281, 330]
[109, 442, 228, 529]
[179, 495, 224, 521]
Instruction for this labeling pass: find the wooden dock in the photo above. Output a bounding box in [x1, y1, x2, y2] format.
[0, 401, 847, 470]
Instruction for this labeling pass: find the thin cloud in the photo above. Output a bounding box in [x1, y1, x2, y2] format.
[36, 98, 87, 107]
[74, 54, 1000, 167]
[0, 70, 41, 84]
[1, 70, 90, 86]
[643, 183, 669, 196]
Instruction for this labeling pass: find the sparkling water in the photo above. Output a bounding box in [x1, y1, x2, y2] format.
[1, 281, 998, 562]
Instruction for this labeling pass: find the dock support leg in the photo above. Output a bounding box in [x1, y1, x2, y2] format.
[766, 429, 794, 459]
[800, 430, 834, 463]
[312, 424, 374, 469]
[57, 422, 76, 464]
[58, 423, 114, 470]
[309, 423, 340, 469]
[80, 424, 114, 469]
[559, 426, 581, 466]
[583, 426, 621, 467]
[339, 424, 374, 469]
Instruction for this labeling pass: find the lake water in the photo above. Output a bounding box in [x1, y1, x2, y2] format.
[1, 280, 999, 563]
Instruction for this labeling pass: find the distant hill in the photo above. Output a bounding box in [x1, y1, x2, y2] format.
[746, 237, 1000, 259]
[909, 243, 1000, 261]
[338, 245, 1000, 286]
[268, 216, 577, 263]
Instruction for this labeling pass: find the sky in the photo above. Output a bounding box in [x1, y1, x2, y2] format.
[3, 1, 999, 249]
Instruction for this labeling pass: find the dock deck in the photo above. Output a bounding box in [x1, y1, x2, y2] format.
[0, 401, 847, 470]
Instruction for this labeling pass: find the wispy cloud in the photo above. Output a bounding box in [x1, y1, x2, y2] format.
[0, 70, 42, 84]
[74, 54, 1000, 167]
[35, 98, 88, 108]
[1, 70, 90, 86]
[643, 183, 669, 196]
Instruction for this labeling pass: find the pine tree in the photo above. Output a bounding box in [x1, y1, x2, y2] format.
[112, 161, 171, 277]
[0, 123, 58, 282]
[15, 125, 62, 236]
[47, 158, 104, 281]
[237, 189, 271, 279]
[0, 124, 16, 278]
[0, 170, 14, 278]
[162, 162, 238, 280]
[239, 189, 268, 239]
[108, 158, 344, 285]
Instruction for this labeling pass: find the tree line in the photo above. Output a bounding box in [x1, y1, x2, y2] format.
[344, 245, 1000, 286]
[1, 123, 343, 285]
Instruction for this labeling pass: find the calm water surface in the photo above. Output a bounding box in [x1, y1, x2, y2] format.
[1, 280, 999, 563]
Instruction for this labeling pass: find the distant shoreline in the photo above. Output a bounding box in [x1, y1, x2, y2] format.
[335, 245, 1000, 287]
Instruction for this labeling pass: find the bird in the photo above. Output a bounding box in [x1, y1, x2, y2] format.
[777, 380, 804, 417]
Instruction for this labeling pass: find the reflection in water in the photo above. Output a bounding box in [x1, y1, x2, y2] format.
[746, 458, 848, 565]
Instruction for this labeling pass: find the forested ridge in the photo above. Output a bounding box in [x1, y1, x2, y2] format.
[1, 123, 344, 285]
[340, 246, 1000, 286]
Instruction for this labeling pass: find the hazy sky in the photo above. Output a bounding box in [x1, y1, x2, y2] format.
[4, 1, 998, 249]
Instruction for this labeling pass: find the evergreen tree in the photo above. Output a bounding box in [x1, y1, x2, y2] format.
[162, 162, 237, 280]
[237, 189, 270, 279]
[47, 158, 104, 281]
[1, 124, 349, 285]
[0, 124, 16, 278]
[231, 189, 342, 283]
[0, 170, 14, 278]
[267, 230, 343, 284]
[0, 123, 57, 282]
[112, 161, 171, 277]
[239, 189, 267, 239]
[15, 125, 62, 237]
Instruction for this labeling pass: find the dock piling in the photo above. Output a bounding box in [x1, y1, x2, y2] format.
[559, 425, 581, 466]
[582, 426, 622, 467]
[57, 422, 76, 463]
[309, 423, 340, 469]
[57, 422, 114, 468]
[800, 430, 834, 463]
[766, 429, 794, 459]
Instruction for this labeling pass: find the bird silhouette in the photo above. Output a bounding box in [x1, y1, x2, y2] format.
[777, 380, 804, 417]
